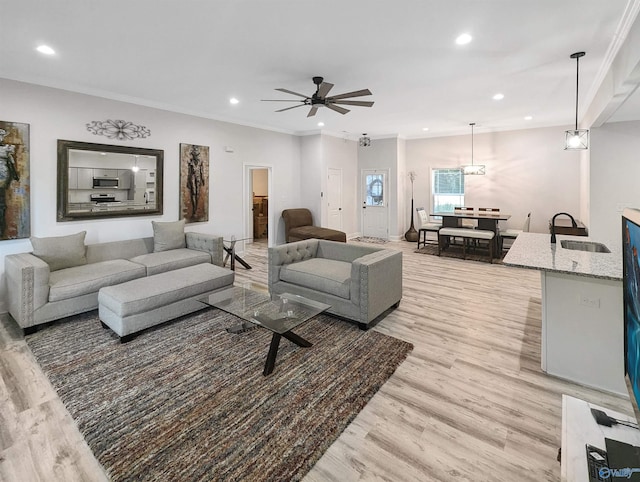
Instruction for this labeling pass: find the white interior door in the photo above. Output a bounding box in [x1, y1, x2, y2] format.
[327, 168, 343, 230]
[362, 169, 389, 239]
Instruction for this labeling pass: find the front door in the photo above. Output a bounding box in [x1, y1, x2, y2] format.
[327, 168, 343, 230]
[362, 169, 389, 239]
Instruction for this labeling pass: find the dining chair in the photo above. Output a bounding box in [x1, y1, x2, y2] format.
[454, 206, 476, 229]
[416, 207, 441, 248]
[478, 207, 500, 213]
[501, 212, 531, 250]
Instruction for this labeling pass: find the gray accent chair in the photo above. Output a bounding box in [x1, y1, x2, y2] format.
[268, 239, 402, 329]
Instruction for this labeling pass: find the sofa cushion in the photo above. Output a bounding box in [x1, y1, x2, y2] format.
[152, 220, 186, 252]
[279, 258, 351, 299]
[49, 259, 146, 302]
[99, 263, 234, 317]
[289, 226, 346, 243]
[129, 248, 211, 276]
[31, 231, 87, 271]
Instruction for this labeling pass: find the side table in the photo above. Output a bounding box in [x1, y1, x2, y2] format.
[223, 237, 252, 271]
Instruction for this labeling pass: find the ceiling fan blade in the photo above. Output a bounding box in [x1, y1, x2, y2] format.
[307, 106, 318, 117]
[326, 104, 350, 115]
[327, 89, 372, 100]
[261, 99, 306, 102]
[275, 104, 307, 113]
[275, 88, 309, 98]
[332, 100, 375, 107]
[317, 82, 334, 98]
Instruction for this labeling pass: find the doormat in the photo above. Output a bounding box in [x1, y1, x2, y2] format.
[352, 237, 388, 244]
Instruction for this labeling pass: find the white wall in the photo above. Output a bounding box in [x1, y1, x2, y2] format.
[405, 125, 583, 234]
[589, 120, 640, 247]
[252, 169, 268, 196]
[299, 135, 323, 224]
[0, 78, 301, 311]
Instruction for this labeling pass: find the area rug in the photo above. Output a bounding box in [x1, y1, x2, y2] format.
[25, 309, 412, 481]
[415, 243, 505, 263]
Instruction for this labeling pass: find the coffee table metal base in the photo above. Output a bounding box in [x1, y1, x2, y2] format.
[264, 330, 312, 376]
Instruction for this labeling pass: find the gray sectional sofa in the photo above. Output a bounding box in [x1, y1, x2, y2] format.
[268, 239, 402, 329]
[5, 221, 226, 334]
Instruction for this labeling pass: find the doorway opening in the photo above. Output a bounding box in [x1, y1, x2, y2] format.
[245, 165, 272, 246]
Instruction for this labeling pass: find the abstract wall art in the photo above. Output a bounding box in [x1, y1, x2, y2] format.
[179, 143, 209, 223]
[0, 121, 30, 240]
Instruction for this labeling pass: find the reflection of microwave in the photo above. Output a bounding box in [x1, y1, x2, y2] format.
[93, 177, 119, 189]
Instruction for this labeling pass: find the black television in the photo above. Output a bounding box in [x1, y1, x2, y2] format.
[623, 208, 640, 423]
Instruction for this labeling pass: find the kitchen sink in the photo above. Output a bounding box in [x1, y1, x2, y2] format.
[560, 240, 611, 253]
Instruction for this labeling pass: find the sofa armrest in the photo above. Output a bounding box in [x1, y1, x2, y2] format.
[5, 253, 51, 328]
[186, 232, 224, 266]
[351, 249, 403, 322]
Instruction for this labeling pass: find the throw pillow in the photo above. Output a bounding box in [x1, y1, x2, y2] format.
[152, 219, 186, 252]
[30, 231, 88, 271]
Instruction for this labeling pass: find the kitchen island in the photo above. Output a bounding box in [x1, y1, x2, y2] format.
[503, 232, 624, 394]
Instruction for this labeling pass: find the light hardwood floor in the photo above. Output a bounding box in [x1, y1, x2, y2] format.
[0, 239, 632, 481]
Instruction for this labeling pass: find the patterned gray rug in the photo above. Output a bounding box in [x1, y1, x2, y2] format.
[25, 309, 412, 481]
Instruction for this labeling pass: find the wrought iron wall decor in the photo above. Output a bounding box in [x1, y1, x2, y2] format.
[86, 119, 151, 140]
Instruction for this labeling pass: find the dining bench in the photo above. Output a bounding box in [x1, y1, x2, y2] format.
[438, 227, 495, 262]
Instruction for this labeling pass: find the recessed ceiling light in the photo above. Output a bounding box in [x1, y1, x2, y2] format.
[492, 93, 504, 100]
[317, 122, 325, 127]
[524, 115, 533, 120]
[36, 45, 55, 55]
[229, 97, 239, 105]
[422, 127, 429, 131]
[455, 33, 472, 45]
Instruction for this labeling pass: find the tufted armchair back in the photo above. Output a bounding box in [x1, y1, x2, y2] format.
[268, 238, 319, 286]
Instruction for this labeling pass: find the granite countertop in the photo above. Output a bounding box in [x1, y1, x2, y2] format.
[502, 232, 622, 281]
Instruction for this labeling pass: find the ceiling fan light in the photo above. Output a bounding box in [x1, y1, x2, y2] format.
[564, 129, 589, 150]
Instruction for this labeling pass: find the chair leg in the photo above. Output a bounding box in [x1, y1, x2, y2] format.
[489, 238, 494, 263]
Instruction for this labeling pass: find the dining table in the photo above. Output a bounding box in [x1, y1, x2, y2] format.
[431, 210, 512, 253]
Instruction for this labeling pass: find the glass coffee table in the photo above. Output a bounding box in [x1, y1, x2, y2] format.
[200, 285, 330, 375]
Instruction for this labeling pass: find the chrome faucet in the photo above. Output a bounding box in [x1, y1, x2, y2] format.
[550, 212, 577, 243]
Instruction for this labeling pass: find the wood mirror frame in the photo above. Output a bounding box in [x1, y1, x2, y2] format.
[57, 139, 164, 221]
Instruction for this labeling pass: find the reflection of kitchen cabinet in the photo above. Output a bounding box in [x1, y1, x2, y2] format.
[118, 169, 132, 189]
[146, 170, 156, 184]
[77, 168, 93, 189]
[68, 168, 78, 189]
[93, 168, 118, 178]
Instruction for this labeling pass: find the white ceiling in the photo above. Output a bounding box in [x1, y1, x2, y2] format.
[0, 0, 634, 138]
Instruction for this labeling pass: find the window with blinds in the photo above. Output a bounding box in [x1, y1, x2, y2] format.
[432, 168, 464, 213]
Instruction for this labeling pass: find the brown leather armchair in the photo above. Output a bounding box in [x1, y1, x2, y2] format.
[282, 208, 346, 243]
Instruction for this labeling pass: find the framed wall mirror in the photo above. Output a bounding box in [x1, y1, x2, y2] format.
[57, 140, 164, 221]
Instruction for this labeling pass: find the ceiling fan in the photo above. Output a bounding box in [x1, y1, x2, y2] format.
[262, 76, 374, 117]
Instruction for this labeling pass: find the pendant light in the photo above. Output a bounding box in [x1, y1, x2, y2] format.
[462, 123, 485, 175]
[565, 51, 589, 150]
